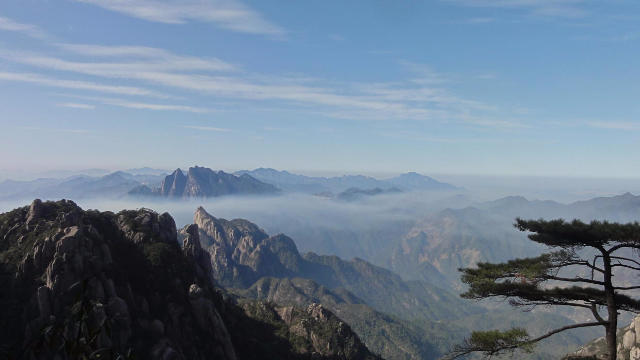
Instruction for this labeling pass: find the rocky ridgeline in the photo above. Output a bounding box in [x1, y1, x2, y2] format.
[568, 316, 640, 360]
[189, 206, 479, 360]
[130, 166, 280, 198]
[0, 199, 379, 360]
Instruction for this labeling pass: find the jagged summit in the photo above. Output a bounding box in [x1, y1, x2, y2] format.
[0, 199, 380, 360]
[131, 166, 280, 198]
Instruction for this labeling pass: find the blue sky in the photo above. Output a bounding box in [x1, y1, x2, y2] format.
[1, 0, 639, 177]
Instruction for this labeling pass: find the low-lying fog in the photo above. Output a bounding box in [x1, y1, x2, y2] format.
[0, 191, 467, 262]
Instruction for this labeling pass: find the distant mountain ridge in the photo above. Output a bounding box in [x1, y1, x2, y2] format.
[386, 192, 640, 291]
[336, 187, 403, 201]
[235, 168, 458, 193]
[0, 171, 164, 200]
[132, 166, 280, 198]
[0, 166, 456, 200]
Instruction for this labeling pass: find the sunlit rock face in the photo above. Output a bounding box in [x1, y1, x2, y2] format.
[568, 316, 640, 360]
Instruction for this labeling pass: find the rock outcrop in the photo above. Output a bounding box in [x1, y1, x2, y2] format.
[192, 206, 481, 360]
[149, 166, 280, 198]
[0, 199, 378, 360]
[192, 206, 477, 322]
[568, 315, 640, 360]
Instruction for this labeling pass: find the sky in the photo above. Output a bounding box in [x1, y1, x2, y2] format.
[1, 0, 640, 178]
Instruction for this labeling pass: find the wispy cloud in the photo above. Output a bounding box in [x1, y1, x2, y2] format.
[0, 72, 166, 97]
[398, 60, 450, 85]
[4, 51, 520, 126]
[20, 126, 92, 134]
[57, 103, 95, 110]
[183, 125, 231, 132]
[0, 17, 520, 128]
[1, 48, 235, 78]
[73, 0, 285, 36]
[588, 121, 640, 131]
[99, 98, 211, 113]
[55, 43, 237, 71]
[0, 16, 49, 39]
[445, 0, 588, 18]
[465, 17, 496, 24]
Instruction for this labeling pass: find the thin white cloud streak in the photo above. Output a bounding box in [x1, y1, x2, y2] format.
[0, 72, 167, 97]
[4, 51, 501, 122]
[0, 16, 49, 39]
[73, 0, 285, 36]
[445, 0, 588, 18]
[54, 43, 236, 71]
[0, 36, 521, 127]
[20, 126, 92, 134]
[57, 103, 95, 109]
[588, 121, 640, 131]
[99, 98, 211, 113]
[1, 52, 446, 117]
[183, 125, 232, 132]
[1, 50, 234, 78]
[52, 94, 214, 113]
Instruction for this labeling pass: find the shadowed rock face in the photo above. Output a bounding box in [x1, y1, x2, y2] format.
[192, 206, 477, 323]
[160, 168, 187, 197]
[154, 166, 280, 198]
[0, 199, 237, 360]
[0, 200, 379, 360]
[191, 206, 486, 360]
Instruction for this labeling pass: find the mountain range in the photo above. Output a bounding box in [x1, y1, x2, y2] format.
[1, 197, 622, 359]
[0, 170, 163, 200]
[235, 168, 458, 193]
[0, 166, 456, 201]
[131, 166, 280, 198]
[181, 206, 600, 359]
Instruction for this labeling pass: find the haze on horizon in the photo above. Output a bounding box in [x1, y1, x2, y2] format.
[1, 0, 640, 178]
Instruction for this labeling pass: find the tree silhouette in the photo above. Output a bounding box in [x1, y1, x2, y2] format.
[447, 218, 640, 360]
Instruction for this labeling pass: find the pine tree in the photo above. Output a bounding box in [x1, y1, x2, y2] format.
[447, 218, 640, 360]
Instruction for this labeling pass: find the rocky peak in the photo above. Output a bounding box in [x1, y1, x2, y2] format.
[153, 166, 280, 198]
[159, 168, 187, 197]
[193, 207, 299, 287]
[0, 200, 237, 360]
[1, 200, 383, 360]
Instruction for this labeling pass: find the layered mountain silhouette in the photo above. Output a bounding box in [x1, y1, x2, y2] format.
[0, 171, 163, 200]
[185, 206, 478, 359]
[0, 166, 456, 200]
[235, 168, 458, 193]
[183, 206, 603, 359]
[131, 166, 280, 198]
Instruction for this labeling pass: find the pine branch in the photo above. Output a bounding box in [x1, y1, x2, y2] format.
[445, 322, 607, 360]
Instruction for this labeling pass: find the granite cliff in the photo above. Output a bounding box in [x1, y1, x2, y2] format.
[135, 166, 280, 198]
[0, 199, 378, 360]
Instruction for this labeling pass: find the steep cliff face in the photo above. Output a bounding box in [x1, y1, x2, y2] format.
[0, 200, 379, 360]
[233, 277, 441, 360]
[152, 166, 280, 198]
[193, 206, 303, 287]
[191, 206, 480, 360]
[0, 199, 236, 359]
[192, 206, 478, 322]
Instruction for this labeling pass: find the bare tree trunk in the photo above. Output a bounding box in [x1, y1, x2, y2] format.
[603, 253, 618, 360]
